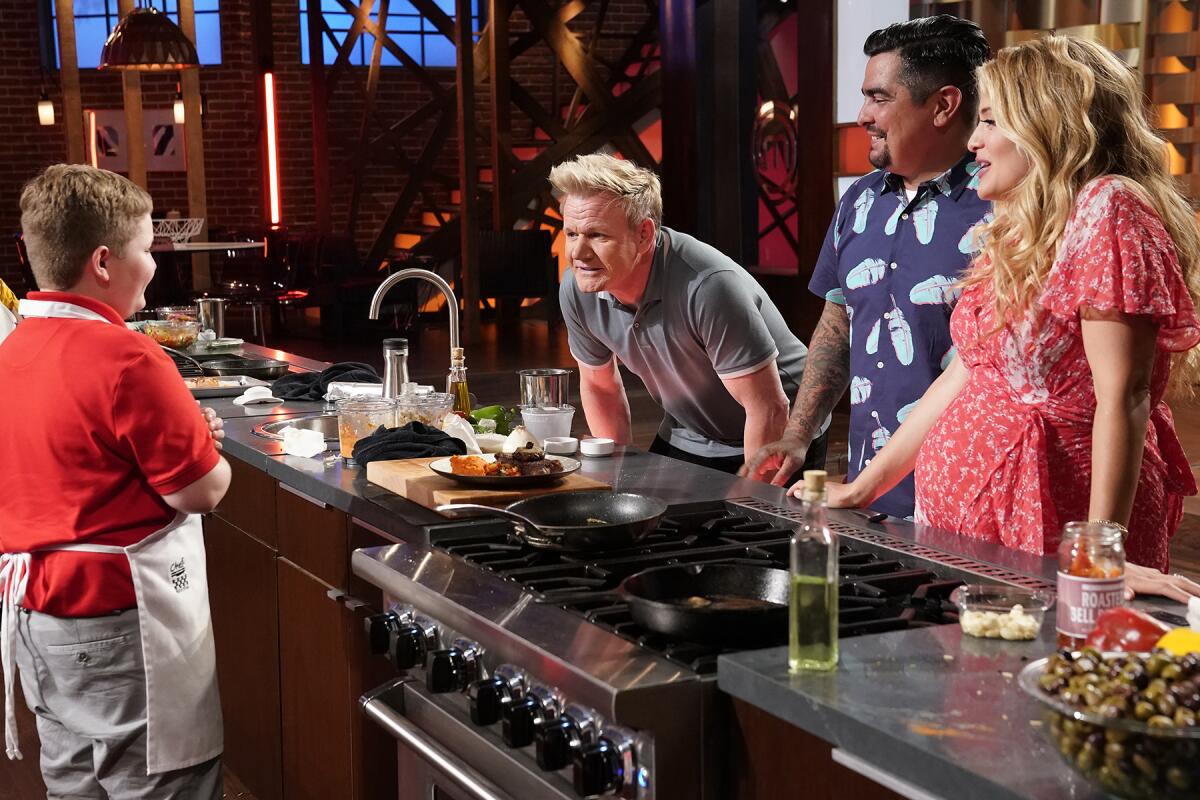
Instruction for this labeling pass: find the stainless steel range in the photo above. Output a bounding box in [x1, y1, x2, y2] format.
[352, 498, 1046, 800]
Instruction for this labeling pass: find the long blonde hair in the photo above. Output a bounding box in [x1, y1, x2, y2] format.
[965, 35, 1200, 394]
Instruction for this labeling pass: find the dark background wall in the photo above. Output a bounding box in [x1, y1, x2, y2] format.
[0, 0, 655, 294]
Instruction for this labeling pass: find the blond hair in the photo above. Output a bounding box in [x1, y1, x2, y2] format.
[20, 164, 153, 290]
[965, 35, 1200, 395]
[548, 153, 662, 229]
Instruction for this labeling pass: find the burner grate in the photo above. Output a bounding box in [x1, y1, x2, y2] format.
[430, 500, 976, 674]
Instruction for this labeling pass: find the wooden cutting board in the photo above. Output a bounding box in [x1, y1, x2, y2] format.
[366, 456, 612, 509]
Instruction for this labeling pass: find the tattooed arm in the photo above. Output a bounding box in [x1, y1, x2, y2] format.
[743, 301, 851, 485]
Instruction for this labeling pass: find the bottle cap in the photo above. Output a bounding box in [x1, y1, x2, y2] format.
[451, 346, 465, 365]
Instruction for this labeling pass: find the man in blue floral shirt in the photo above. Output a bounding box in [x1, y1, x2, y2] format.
[746, 15, 992, 518]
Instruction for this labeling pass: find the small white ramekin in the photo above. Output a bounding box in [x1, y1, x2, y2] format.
[579, 437, 615, 457]
[543, 436, 579, 455]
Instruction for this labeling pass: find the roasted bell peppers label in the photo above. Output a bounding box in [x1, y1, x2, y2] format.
[1056, 572, 1125, 638]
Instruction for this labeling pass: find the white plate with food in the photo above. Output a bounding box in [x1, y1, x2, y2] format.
[429, 452, 581, 488]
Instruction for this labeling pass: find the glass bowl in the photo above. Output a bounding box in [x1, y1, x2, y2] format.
[155, 305, 199, 322]
[1019, 653, 1200, 799]
[144, 319, 199, 349]
[950, 583, 1053, 640]
[395, 392, 455, 427]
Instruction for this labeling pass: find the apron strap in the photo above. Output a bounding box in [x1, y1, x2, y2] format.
[1, 553, 31, 760]
[37, 543, 125, 555]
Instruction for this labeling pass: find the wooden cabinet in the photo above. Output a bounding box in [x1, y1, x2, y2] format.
[206, 453, 397, 800]
[278, 558, 355, 800]
[729, 699, 904, 800]
[205, 513, 283, 800]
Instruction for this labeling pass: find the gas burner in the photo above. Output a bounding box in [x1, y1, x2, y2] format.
[430, 501, 962, 673]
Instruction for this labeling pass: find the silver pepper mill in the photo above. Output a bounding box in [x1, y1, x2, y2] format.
[382, 338, 410, 400]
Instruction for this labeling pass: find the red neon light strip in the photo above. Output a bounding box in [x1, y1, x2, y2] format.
[88, 110, 98, 168]
[264, 72, 281, 225]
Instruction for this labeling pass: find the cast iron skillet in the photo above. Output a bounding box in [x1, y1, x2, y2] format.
[163, 346, 292, 380]
[618, 564, 790, 647]
[437, 491, 667, 552]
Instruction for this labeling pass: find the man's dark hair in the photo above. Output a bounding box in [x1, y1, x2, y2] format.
[864, 15, 991, 119]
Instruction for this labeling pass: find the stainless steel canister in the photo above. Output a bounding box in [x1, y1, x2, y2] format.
[196, 297, 227, 338]
[518, 368, 572, 408]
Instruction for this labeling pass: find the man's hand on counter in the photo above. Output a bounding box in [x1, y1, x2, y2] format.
[740, 434, 810, 486]
[199, 402, 225, 450]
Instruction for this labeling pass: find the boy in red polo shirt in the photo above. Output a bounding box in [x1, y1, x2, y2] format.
[0, 165, 230, 798]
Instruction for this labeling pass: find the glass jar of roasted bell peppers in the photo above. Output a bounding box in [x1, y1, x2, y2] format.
[1056, 521, 1126, 649]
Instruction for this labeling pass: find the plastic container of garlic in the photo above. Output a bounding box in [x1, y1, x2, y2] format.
[950, 584, 1054, 641]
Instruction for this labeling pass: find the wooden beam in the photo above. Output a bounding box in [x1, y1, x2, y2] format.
[178, 0, 210, 288]
[53, 0, 85, 164]
[348, 0, 389, 238]
[659, 0, 697, 230]
[307, 0, 331, 232]
[117, 0, 147, 189]
[364, 111, 453, 269]
[489, 0, 512, 230]
[455, 0, 481, 345]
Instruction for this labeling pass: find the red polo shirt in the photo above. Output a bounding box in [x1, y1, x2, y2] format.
[0, 292, 219, 617]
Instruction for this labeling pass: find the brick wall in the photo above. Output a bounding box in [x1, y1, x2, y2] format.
[0, 0, 655, 293]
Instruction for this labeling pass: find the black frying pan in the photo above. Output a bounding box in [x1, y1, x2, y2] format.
[437, 491, 667, 552]
[619, 564, 790, 647]
[164, 346, 292, 380]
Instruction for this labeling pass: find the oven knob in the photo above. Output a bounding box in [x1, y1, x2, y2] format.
[390, 623, 426, 670]
[502, 697, 542, 748]
[573, 740, 622, 797]
[425, 648, 469, 693]
[468, 677, 511, 726]
[534, 716, 576, 771]
[364, 612, 399, 655]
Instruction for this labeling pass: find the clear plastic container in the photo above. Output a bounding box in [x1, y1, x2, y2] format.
[336, 398, 396, 462]
[950, 584, 1054, 640]
[520, 404, 575, 444]
[394, 392, 455, 427]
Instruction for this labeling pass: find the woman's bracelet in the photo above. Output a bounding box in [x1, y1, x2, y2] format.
[1091, 519, 1130, 540]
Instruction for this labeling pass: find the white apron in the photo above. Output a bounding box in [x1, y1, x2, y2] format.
[2, 513, 223, 774]
[1, 298, 222, 774]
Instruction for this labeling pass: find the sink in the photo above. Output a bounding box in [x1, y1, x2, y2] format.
[253, 414, 338, 442]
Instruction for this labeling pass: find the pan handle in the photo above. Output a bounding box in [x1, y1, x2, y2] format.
[161, 345, 205, 373]
[435, 503, 540, 531]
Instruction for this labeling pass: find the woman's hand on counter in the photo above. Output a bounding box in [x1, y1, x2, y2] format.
[788, 476, 865, 508]
[1124, 563, 1200, 605]
[199, 403, 225, 450]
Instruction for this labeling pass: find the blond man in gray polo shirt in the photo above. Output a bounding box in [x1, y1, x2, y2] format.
[551, 154, 829, 476]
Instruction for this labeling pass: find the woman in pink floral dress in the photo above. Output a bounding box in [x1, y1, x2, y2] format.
[823, 36, 1200, 603]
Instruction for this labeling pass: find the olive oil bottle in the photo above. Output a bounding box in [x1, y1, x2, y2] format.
[789, 470, 839, 672]
[447, 347, 471, 415]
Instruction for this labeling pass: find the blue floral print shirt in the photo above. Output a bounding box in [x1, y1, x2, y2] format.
[809, 154, 991, 518]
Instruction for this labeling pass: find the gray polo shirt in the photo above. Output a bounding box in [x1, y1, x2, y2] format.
[561, 227, 819, 457]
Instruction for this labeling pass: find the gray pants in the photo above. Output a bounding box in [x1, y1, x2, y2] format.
[13, 607, 222, 800]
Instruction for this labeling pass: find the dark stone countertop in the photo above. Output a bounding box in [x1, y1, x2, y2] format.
[199, 343, 1182, 800]
[718, 625, 1107, 800]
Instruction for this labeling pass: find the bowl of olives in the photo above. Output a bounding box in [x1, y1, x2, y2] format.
[1019, 648, 1200, 799]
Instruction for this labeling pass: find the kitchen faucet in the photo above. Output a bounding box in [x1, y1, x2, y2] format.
[368, 268, 460, 373]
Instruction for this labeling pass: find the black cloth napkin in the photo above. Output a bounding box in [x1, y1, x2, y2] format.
[271, 361, 380, 401]
[351, 421, 467, 465]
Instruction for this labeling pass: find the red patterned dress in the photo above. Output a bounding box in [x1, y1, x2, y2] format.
[914, 177, 1200, 570]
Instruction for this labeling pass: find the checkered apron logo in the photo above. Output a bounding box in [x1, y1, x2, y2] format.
[169, 558, 190, 593]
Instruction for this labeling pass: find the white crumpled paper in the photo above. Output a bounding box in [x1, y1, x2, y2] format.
[438, 412, 481, 454]
[233, 385, 283, 406]
[281, 426, 327, 458]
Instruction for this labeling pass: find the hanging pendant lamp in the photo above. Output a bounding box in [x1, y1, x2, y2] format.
[98, 6, 198, 71]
